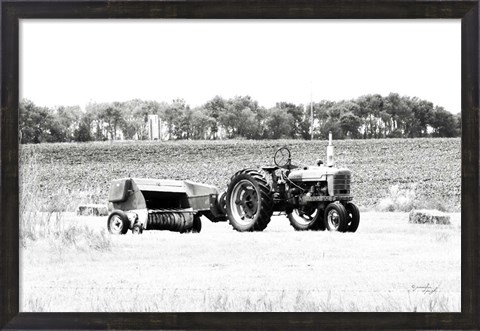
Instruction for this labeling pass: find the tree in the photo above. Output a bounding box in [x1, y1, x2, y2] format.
[48, 117, 69, 142]
[86, 102, 108, 141]
[19, 99, 85, 143]
[203, 96, 227, 139]
[242, 107, 263, 139]
[383, 93, 412, 137]
[431, 106, 459, 137]
[313, 101, 333, 130]
[264, 107, 294, 139]
[217, 96, 263, 139]
[406, 98, 435, 137]
[189, 107, 215, 139]
[218, 103, 237, 138]
[101, 102, 125, 140]
[231, 96, 260, 138]
[276, 102, 306, 138]
[355, 94, 384, 138]
[74, 115, 93, 142]
[340, 112, 362, 138]
[119, 99, 147, 140]
[19, 99, 55, 143]
[320, 119, 343, 140]
[176, 106, 194, 139]
[54, 105, 81, 141]
[163, 99, 187, 139]
[20, 93, 461, 143]
[454, 112, 461, 135]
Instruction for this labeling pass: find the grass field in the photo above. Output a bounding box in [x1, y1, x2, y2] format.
[20, 212, 460, 312]
[19, 138, 461, 312]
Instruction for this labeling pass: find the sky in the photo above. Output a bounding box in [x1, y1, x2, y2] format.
[20, 20, 461, 113]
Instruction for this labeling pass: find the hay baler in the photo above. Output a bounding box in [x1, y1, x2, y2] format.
[107, 178, 226, 234]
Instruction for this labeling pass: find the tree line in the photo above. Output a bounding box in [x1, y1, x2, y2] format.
[19, 93, 461, 144]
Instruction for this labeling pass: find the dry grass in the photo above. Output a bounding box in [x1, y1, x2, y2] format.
[20, 152, 111, 251]
[20, 212, 461, 312]
[377, 184, 456, 212]
[22, 286, 456, 312]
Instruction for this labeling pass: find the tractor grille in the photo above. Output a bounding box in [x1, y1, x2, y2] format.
[333, 174, 351, 196]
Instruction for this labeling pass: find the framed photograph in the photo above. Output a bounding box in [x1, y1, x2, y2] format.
[1, 1, 479, 330]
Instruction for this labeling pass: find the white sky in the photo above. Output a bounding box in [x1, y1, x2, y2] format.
[20, 20, 461, 113]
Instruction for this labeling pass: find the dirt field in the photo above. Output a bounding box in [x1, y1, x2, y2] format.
[20, 211, 461, 312]
[20, 138, 461, 212]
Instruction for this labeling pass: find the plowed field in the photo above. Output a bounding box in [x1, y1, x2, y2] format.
[20, 138, 461, 211]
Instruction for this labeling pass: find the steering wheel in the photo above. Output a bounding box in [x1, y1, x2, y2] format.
[274, 147, 291, 168]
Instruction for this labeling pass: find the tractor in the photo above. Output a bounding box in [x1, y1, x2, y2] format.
[106, 132, 359, 234]
[224, 132, 360, 232]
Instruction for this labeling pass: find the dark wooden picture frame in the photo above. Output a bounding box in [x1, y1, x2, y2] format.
[1, 1, 479, 329]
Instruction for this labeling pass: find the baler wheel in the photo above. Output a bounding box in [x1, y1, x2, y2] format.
[182, 215, 202, 234]
[288, 206, 325, 231]
[132, 223, 143, 234]
[324, 202, 348, 232]
[192, 215, 202, 233]
[226, 169, 273, 232]
[345, 202, 360, 232]
[107, 210, 129, 235]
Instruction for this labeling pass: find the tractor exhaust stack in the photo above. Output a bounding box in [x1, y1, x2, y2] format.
[327, 131, 334, 167]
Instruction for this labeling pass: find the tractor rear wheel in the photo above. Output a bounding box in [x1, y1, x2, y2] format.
[107, 210, 129, 235]
[324, 202, 348, 232]
[346, 202, 360, 232]
[226, 169, 273, 232]
[288, 206, 325, 231]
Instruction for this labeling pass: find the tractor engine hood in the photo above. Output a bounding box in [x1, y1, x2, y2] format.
[288, 166, 351, 182]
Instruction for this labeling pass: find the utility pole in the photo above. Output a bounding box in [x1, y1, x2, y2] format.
[310, 82, 314, 140]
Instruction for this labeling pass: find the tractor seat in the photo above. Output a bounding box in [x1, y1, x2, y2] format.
[261, 165, 279, 172]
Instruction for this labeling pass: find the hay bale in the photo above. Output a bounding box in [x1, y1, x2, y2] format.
[409, 209, 451, 225]
[77, 204, 108, 216]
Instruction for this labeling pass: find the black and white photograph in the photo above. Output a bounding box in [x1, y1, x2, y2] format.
[15, 18, 464, 314]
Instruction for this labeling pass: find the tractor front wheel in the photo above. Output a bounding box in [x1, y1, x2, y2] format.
[288, 206, 325, 231]
[107, 210, 129, 235]
[324, 202, 348, 232]
[346, 202, 360, 232]
[226, 169, 273, 232]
